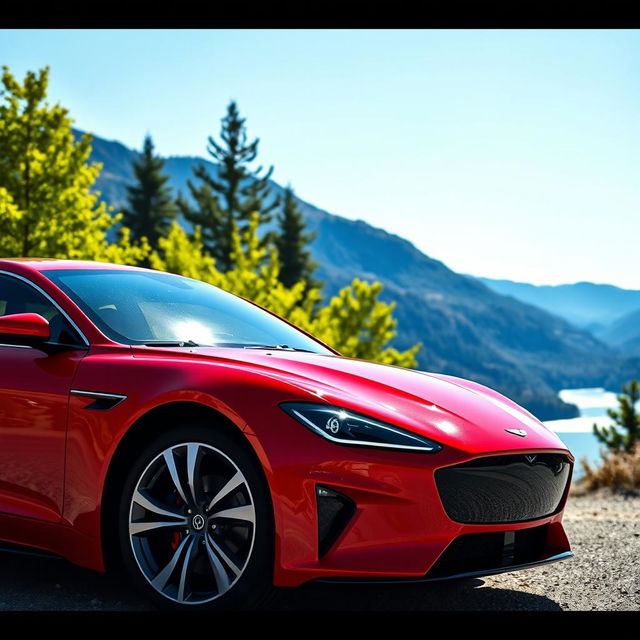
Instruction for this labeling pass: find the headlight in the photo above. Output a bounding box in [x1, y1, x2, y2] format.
[280, 402, 442, 452]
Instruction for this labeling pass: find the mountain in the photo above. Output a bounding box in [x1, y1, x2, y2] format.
[478, 277, 640, 335]
[598, 308, 640, 355]
[621, 333, 640, 356]
[79, 130, 640, 420]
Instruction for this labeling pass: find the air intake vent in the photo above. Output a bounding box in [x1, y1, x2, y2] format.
[316, 485, 356, 557]
[427, 525, 549, 579]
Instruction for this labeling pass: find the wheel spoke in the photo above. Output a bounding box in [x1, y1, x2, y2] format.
[205, 471, 244, 513]
[133, 489, 185, 520]
[186, 443, 200, 507]
[130, 518, 188, 536]
[163, 448, 190, 506]
[210, 504, 255, 524]
[204, 533, 231, 593]
[206, 533, 241, 577]
[177, 535, 198, 603]
[152, 534, 192, 593]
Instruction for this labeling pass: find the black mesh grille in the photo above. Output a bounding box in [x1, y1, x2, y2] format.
[435, 453, 570, 524]
[427, 525, 549, 578]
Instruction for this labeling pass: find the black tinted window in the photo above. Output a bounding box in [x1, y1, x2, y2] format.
[0, 274, 83, 345]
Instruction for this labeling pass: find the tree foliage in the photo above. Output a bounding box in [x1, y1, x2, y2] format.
[122, 135, 177, 248]
[594, 380, 640, 453]
[274, 186, 320, 292]
[0, 66, 148, 263]
[311, 279, 420, 367]
[177, 101, 278, 271]
[151, 215, 420, 367]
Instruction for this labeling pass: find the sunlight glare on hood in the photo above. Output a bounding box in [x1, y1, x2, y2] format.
[430, 418, 459, 436]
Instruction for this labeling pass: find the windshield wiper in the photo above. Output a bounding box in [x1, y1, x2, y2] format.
[141, 341, 314, 352]
[142, 340, 200, 347]
[243, 344, 315, 353]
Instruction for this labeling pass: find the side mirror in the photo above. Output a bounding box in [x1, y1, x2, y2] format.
[0, 313, 50, 345]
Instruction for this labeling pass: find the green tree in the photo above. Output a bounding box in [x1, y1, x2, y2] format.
[177, 101, 278, 271]
[122, 135, 177, 249]
[594, 380, 640, 453]
[0, 66, 148, 263]
[274, 186, 320, 292]
[311, 279, 421, 367]
[150, 216, 420, 367]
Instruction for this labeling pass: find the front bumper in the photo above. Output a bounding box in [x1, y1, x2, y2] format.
[247, 411, 574, 588]
[315, 550, 574, 584]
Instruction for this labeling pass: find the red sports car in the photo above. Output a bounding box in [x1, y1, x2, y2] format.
[0, 259, 573, 609]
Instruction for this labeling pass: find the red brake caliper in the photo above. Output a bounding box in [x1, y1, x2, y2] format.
[170, 532, 181, 550]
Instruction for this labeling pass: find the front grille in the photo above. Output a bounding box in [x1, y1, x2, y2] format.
[435, 453, 571, 524]
[427, 525, 548, 578]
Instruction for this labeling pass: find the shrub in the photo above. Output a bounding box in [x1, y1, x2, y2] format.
[578, 448, 640, 493]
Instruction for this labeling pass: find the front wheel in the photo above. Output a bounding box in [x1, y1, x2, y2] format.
[118, 425, 274, 609]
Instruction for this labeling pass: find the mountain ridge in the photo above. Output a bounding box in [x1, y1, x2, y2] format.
[598, 308, 640, 355]
[479, 276, 640, 334]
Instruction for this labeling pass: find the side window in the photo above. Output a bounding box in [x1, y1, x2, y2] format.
[0, 274, 83, 345]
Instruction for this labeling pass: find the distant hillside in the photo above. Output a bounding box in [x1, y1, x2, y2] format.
[478, 277, 640, 335]
[598, 308, 640, 355]
[78, 130, 640, 420]
[620, 333, 640, 356]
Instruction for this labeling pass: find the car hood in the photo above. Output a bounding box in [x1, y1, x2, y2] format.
[137, 346, 568, 456]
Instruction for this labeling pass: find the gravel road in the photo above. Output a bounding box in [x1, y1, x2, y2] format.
[0, 491, 637, 611]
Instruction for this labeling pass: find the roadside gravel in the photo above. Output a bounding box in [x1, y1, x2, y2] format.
[480, 491, 640, 611]
[0, 490, 637, 611]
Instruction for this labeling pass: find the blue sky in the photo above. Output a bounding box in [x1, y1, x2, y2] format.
[2, 29, 639, 287]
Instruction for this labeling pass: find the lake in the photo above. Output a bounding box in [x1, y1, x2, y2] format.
[545, 387, 620, 478]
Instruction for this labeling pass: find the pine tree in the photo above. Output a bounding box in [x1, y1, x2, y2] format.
[122, 135, 177, 248]
[0, 65, 147, 264]
[274, 186, 320, 291]
[594, 380, 640, 453]
[177, 101, 278, 271]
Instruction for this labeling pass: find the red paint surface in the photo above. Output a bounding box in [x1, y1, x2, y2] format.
[0, 313, 50, 338]
[0, 259, 573, 585]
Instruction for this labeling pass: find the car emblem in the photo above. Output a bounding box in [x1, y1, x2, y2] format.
[525, 455, 537, 464]
[505, 428, 527, 437]
[192, 514, 205, 531]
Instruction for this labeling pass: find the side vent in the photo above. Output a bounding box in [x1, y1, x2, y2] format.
[70, 389, 127, 411]
[316, 485, 356, 558]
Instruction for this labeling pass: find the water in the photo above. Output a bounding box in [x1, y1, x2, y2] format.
[545, 387, 620, 478]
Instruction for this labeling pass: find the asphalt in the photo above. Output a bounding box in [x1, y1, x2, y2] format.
[0, 491, 637, 612]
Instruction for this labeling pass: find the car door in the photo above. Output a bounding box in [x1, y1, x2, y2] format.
[0, 272, 88, 522]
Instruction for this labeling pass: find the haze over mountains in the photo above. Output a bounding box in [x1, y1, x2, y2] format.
[480, 278, 640, 355]
[80, 130, 640, 420]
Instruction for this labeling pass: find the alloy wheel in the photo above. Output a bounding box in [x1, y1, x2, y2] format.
[128, 442, 256, 605]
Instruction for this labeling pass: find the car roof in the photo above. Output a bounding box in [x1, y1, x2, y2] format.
[0, 258, 148, 273]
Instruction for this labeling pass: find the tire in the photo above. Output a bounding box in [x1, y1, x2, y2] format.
[117, 424, 274, 610]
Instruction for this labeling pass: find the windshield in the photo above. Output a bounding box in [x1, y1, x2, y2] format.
[43, 269, 333, 354]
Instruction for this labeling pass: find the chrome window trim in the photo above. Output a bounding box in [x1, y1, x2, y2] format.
[0, 270, 90, 348]
[0, 343, 32, 349]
